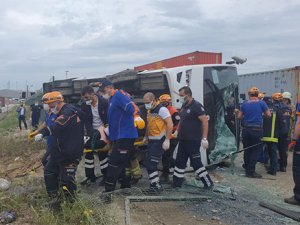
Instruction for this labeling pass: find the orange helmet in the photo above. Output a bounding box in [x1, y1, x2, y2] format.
[159, 94, 172, 103]
[42, 93, 50, 103]
[272, 92, 283, 101]
[43, 91, 64, 104]
[258, 92, 265, 99]
[248, 87, 259, 96]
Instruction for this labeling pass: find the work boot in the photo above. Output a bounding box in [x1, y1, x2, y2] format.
[131, 175, 142, 185]
[98, 178, 105, 187]
[100, 191, 113, 204]
[48, 193, 62, 212]
[246, 172, 262, 178]
[80, 177, 96, 186]
[280, 167, 287, 172]
[284, 196, 300, 206]
[267, 170, 276, 176]
[159, 172, 170, 184]
[148, 182, 163, 194]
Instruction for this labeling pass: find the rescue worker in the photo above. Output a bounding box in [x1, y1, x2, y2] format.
[143, 92, 173, 191]
[80, 85, 109, 186]
[258, 92, 265, 100]
[30, 101, 43, 130]
[261, 93, 284, 175]
[100, 80, 141, 193]
[158, 94, 180, 182]
[282, 91, 295, 150]
[284, 101, 300, 206]
[235, 87, 271, 178]
[273, 92, 291, 172]
[34, 91, 85, 209]
[173, 86, 214, 189]
[28, 93, 57, 166]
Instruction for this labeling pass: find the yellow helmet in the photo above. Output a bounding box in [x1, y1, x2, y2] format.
[272, 92, 283, 101]
[159, 94, 172, 103]
[43, 91, 64, 104]
[248, 87, 259, 96]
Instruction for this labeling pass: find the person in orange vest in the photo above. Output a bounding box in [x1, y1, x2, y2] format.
[159, 94, 180, 182]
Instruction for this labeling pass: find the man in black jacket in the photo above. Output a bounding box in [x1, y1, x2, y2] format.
[80, 86, 109, 186]
[34, 91, 85, 209]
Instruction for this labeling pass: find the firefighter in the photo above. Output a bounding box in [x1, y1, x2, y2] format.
[261, 93, 284, 175]
[284, 101, 300, 206]
[100, 80, 141, 193]
[173, 86, 213, 189]
[273, 92, 291, 172]
[158, 94, 180, 182]
[34, 91, 85, 209]
[235, 87, 271, 178]
[80, 85, 109, 186]
[28, 93, 57, 166]
[143, 92, 173, 191]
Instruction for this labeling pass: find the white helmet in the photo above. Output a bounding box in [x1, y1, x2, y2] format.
[282, 91, 292, 101]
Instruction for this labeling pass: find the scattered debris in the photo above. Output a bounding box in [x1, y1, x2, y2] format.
[0, 211, 16, 224]
[211, 216, 221, 221]
[0, 178, 10, 191]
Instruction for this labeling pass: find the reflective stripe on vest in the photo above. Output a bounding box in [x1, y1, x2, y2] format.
[261, 111, 278, 143]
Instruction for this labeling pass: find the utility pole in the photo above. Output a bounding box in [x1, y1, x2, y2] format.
[65, 71, 69, 79]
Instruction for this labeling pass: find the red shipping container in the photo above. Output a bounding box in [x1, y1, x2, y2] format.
[134, 51, 222, 71]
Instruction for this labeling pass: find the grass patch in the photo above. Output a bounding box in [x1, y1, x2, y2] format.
[0, 106, 19, 133]
[0, 178, 115, 225]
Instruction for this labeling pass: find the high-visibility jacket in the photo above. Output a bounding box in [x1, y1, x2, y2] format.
[261, 106, 284, 143]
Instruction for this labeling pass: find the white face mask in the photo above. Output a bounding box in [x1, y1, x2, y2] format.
[179, 96, 186, 104]
[145, 101, 153, 110]
[85, 100, 92, 105]
[50, 108, 58, 114]
[43, 104, 49, 111]
[103, 94, 110, 100]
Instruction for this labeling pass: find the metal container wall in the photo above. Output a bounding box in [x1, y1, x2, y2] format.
[134, 51, 222, 71]
[239, 66, 300, 104]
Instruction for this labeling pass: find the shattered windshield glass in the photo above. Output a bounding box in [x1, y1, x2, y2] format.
[203, 66, 239, 164]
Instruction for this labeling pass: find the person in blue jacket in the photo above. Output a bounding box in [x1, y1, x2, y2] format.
[100, 80, 139, 194]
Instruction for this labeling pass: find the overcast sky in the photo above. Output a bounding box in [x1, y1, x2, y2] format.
[0, 0, 299, 91]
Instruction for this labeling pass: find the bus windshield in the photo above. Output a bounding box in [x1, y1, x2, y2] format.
[203, 66, 239, 164]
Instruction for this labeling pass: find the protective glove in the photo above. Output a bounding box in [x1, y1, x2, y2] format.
[84, 136, 90, 144]
[288, 140, 297, 150]
[134, 116, 145, 130]
[28, 131, 39, 141]
[162, 139, 170, 151]
[201, 138, 209, 149]
[34, 134, 43, 142]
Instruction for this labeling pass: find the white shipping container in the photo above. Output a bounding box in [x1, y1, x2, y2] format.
[238, 66, 300, 104]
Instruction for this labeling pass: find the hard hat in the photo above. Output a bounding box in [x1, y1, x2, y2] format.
[248, 87, 259, 96]
[258, 92, 265, 99]
[43, 91, 64, 104]
[282, 92, 292, 101]
[41, 93, 50, 103]
[159, 94, 172, 103]
[272, 92, 283, 101]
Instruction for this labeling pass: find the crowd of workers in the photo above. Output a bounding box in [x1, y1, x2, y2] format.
[18, 82, 300, 210]
[25, 81, 213, 209]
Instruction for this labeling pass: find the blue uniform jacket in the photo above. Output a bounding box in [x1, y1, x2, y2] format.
[108, 90, 138, 141]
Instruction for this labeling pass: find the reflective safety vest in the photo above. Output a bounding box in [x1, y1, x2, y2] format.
[261, 111, 278, 143]
[147, 103, 166, 140]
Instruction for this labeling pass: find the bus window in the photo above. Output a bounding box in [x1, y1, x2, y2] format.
[203, 66, 239, 164]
